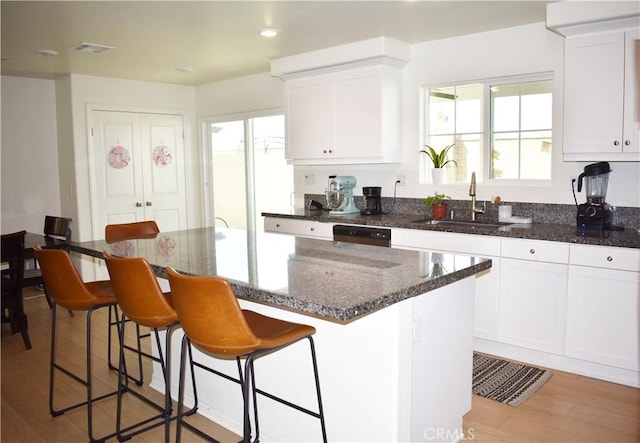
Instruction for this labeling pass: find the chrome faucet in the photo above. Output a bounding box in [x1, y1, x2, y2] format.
[469, 172, 486, 221]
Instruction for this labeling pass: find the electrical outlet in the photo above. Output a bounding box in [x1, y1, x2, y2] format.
[395, 174, 406, 186]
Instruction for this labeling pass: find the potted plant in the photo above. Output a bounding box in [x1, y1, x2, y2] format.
[420, 143, 457, 184]
[424, 191, 450, 219]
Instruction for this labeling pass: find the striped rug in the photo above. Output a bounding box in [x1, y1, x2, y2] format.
[472, 352, 552, 406]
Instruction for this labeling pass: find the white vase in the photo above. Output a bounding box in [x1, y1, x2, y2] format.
[431, 168, 445, 184]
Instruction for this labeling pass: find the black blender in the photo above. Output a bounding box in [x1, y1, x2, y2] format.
[575, 162, 618, 231]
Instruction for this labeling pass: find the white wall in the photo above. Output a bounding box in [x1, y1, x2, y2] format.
[1, 76, 61, 234]
[196, 71, 284, 117]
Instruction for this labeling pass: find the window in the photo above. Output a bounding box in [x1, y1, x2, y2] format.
[206, 113, 293, 232]
[424, 74, 552, 183]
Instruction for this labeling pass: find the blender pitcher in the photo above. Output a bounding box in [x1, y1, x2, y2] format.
[577, 162, 611, 204]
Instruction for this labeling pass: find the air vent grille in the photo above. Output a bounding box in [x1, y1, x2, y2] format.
[71, 42, 115, 53]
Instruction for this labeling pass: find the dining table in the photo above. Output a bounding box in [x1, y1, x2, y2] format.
[68, 226, 491, 442]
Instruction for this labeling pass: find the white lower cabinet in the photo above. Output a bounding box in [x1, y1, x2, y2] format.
[566, 245, 640, 371]
[392, 228, 502, 341]
[499, 239, 569, 354]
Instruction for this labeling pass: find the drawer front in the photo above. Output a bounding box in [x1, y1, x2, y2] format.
[570, 244, 640, 272]
[392, 228, 501, 256]
[501, 238, 570, 263]
[264, 217, 298, 235]
[264, 217, 333, 239]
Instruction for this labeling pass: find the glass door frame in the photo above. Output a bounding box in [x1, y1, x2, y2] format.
[199, 107, 285, 230]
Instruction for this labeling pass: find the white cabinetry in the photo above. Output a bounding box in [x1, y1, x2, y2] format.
[563, 29, 640, 161]
[263, 217, 334, 240]
[499, 239, 569, 354]
[566, 244, 640, 371]
[284, 65, 402, 164]
[393, 228, 502, 340]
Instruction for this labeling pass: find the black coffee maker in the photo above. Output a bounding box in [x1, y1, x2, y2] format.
[576, 162, 614, 230]
[361, 186, 382, 215]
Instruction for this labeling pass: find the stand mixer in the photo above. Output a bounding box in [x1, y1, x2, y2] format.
[325, 175, 359, 215]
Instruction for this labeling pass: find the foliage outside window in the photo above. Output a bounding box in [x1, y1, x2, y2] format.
[424, 74, 552, 183]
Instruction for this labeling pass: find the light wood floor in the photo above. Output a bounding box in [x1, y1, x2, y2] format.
[2, 289, 639, 442]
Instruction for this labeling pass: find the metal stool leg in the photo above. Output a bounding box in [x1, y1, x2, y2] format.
[49, 304, 120, 442]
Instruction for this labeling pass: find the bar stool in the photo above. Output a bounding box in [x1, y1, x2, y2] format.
[104, 220, 160, 385]
[34, 245, 121, 443]
[104, 252, 197, 442]
[167, 267, 327, 443]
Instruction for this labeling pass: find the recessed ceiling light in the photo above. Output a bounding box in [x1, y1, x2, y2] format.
[259, 28, 280, 38]
[34, 49, 58, 57]
[176, 67, 194, 73]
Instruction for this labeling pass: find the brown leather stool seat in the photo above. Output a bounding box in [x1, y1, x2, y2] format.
[104, 252, 197, 442]
[34, 245, 121, 443]
[167, 267, 327, 443]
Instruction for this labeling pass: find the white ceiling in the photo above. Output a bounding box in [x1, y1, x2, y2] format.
[1, 1, 552, 86]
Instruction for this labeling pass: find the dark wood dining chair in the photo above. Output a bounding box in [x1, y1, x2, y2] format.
[1, 230, 32, 350]
[23, 215, 72, 309]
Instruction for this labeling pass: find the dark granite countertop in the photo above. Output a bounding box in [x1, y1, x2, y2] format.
[262, 209, 640, 249]
[69, 227, 491, 323]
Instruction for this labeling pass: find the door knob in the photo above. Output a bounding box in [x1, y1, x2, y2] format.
[145, 201, 152, 207]
[136, 202, 143, 207]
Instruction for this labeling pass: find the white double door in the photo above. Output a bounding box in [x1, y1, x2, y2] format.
[90, 110, 187, 236]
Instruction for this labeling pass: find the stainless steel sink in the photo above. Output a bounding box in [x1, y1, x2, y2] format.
[411, 218, 509, 229]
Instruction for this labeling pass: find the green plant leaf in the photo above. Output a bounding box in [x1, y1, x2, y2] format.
[419, 143, 458, 168]
[424, 191, 450, 206]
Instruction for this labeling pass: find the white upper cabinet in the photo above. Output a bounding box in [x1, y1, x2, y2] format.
[563, 30, 639, 161]
[546, 1, 640, 161]
[272, 37, 409, 165]
[284, 65, 402, 164]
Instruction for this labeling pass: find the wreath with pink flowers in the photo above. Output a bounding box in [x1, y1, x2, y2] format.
[109, 145, 130, 169]
[153, 145, 173, 167]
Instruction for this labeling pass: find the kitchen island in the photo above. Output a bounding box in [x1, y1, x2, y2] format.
[70, 227, 491, 442]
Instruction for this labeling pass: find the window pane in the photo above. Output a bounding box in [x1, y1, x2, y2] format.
[252, 115, 293, 231]
[491, 83, 520, 132]
[455, 84, 482, 133]
[521, 80, 552, 130]
[491, 132, 519, 179]
[429, 86, 456, 134]
[521, 131, 552, 179]
[211, 121, 247, 229]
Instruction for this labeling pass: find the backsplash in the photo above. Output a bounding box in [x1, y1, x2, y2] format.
[306, 194, 640, 229]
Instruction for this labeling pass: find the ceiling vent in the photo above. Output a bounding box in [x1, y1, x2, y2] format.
[70, 42, 115, 53]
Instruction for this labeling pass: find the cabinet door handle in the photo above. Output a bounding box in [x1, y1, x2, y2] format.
[145, 201, 152, 207]
[613, 140, 620, 146]
[276, 223, 281, 228]
[529, 248, 536, 254]
[624, 140, 631, 146]
[136, 202, 143, 207]
[310, 227, 315, 231]
[607, 256, 613, 262]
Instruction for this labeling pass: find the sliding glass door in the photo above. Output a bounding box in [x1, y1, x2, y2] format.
[207, 113, 292, 231]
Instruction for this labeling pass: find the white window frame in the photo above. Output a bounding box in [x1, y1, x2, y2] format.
[422, 72, 553, 186]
